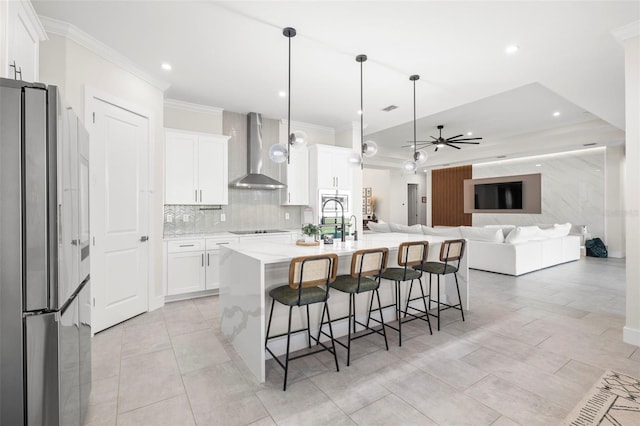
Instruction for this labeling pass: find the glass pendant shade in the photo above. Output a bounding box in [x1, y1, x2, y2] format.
[289, 130, 308, 147]
[362, 140, 378, 157]
[347, 152, 363, 167]
[414, 151, 428, 163]
[402, 160, 417, 173]
[269, 143, 288, 163]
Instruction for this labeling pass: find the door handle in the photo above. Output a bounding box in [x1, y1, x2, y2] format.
[207, 253, 210, 266]
[140, 236, 149, 242]
[195, 189, 198, 203]
[202, 253, 204, 267]
[200, 190, 203, 202]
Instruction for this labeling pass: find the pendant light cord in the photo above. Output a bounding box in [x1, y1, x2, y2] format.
[287, 33, 292, 164]
[360, 58, 364, 170]
[413, 78, 417, 158]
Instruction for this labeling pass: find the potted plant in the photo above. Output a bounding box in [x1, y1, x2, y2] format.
[301, 224, 319, 242]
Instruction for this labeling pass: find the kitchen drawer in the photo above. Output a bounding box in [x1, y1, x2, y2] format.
[206, 237, 238, 251]
[167, 239, 205, 253]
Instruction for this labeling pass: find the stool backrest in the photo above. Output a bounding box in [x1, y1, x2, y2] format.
[350, 248, 389, 278]
[398, 241, 429, 267]
[439, 239, 466, 263]
[289, 254, 338, 289]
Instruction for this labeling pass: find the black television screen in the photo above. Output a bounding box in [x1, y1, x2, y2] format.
[474, 181, 523, 209]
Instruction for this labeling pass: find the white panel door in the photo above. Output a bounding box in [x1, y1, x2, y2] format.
[198, 136, 227, 204]
[165, 131, 198, 204]
[90, 98, 149, 332]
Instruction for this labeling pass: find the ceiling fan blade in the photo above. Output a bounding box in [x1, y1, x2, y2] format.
[446, 134, 464, 140]
[447, 137, 483, 142]
[445, 143, 461, 150]
[430, 136, 438, 141]
[435, 146, 439, 152]
[449, 141, 480, 145]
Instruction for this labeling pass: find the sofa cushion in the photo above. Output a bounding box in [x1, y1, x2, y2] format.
[505, 226, 545, 244]
[484, 224, 516, 238]
[539, 222, 572, 238]
[460, 226, 504, 243]
[367, 222, 390, 233]
[389, 223, 423, 234]
[423, 227, 463, 238]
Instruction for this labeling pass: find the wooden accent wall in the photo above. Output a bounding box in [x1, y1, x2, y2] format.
[432, 165, 472, 226]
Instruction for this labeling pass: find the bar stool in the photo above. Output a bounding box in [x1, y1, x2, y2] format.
[327, 247, 389, 366]
[265, 253, 339, 391]
[413, 239, 466, 331]
[378, 241, 432, 346]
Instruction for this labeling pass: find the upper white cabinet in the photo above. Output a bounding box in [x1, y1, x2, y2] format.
[164, 129, 229, 205]
[1, 0, 47, 82]
[280, 146, 309, 206]
[309, 144, 353, 191]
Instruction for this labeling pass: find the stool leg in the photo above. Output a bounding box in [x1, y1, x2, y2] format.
[283, 306, 293, 391]
[417, 278, 432, 335]
[265, 298, 276, 348]
[366, 289, 375, 329]
[306, 305, 311, 348]
[428, 274, 433, 311]
[454, 273, 465, 322]
[347, 293, 353, 367]
[396, 280, 402, 347]
[324, 302, 340, 372]
[316, 298, 327, 344]
[404, 280, 414, 318]
[437, 275, 441, 331]
[375, 289, 389, 351]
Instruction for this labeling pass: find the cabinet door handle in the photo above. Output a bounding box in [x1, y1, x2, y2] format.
[207, 253, 210, 266]
[195, 190, 198, 203]
[200, 190, 203, 202]
[288, 192, 291, 203]
[202, 253, 204, 267]
[216, 242, 229, 245]
[179, 244, 195, 247]
[336, 177, 339, 187]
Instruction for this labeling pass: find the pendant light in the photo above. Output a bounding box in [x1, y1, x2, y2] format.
[269, 27, 307, 164]
[402, 74, 427, 173]
[349, 54, 378, 168]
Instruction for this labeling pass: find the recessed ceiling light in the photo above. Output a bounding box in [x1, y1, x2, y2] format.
[595, 169, 601, 172]
[505, 44, 519, 54]
[278, 91, 286, 98]
[161, 62, 172, 71]
[535, 164, 542, 167]
[467, 131, 473, 136]
[553, 111, 561, 117]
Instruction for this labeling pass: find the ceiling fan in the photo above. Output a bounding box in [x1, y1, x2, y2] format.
[404, 125, 483, 152]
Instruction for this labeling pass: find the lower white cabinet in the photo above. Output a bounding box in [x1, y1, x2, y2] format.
[165, 237, 238, 297]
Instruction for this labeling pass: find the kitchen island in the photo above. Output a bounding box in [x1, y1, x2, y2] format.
[219, 232, 469, 382]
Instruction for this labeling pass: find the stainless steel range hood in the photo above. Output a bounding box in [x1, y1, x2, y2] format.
[229, 112, 286, 190]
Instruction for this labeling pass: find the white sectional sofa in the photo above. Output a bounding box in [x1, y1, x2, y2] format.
[366, 222, 581, 276]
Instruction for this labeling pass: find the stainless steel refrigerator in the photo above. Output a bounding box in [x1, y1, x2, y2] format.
[0, 78, 91, 425]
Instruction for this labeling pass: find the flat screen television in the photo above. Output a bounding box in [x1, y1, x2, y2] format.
[474, 181, 523, 210]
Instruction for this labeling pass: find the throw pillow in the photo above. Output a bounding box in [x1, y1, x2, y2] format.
[505, 225, 544, 244]
[426, 227, 463, 238]
[367, 222, 390, 233]
[460, 226, 504, 243]
[483, 224, 516, 238]
[389, 223, 423, 234]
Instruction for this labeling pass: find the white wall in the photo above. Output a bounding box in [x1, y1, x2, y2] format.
[39, 32, 166, 309]
[472, 149, 606, 239]
[363, 168, 391, 222]
[389, 171, 427, 225]
[605, 145, 625, 258]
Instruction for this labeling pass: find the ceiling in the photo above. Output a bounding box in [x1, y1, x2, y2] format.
[32, 1, 638, 169]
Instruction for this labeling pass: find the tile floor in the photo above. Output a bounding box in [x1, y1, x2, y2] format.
[85, 257, 640, 425]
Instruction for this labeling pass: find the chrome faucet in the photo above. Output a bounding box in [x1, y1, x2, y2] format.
[349, 215, 358, 241]
[321, 198, 346, 242]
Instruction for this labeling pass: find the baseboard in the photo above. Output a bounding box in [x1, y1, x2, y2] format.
[608, 250, 625, 259]
[623, 326, 640, 346]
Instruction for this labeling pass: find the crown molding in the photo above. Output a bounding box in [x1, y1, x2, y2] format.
[612, 20, 639, 43]
[164, 99, 223, 114]
[39, 16, 170, 91]
[19, 0, 48, 41]
[279, 119, 335, 134]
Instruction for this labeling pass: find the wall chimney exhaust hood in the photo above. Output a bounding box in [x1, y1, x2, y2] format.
[229, 113, 286, 190]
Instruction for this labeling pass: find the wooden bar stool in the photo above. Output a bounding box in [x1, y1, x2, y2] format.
[413, 239, 466, 331]
[326, 247, 389, 366]
[265, 253, 339, 391]
[378, 241, 432, 346]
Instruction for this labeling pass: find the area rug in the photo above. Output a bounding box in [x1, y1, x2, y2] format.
[562, 370, 640, 425]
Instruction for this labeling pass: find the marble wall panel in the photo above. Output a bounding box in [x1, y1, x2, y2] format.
[472, 149, 604, 238]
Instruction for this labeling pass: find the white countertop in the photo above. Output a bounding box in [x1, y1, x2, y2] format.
[163, 230, 298, 241]
[221, 232, 450, 264]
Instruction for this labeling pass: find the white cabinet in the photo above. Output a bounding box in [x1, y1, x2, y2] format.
[164, 129, 229, 205]
[310, 144, 353, 191]
[166, 240, 206, 296]
[1, 0, 47, 82]
[205, 237, 237, 290]
[280, 146, 309, 206]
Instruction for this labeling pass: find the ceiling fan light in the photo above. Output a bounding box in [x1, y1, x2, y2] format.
[347, 152, 363, 167]
[362, 140, 378, 157]
[402, 160, 417, 173]
[268, 143, 288, 163]
[436, 143, 445, 148]
[289, 130, 307, 147]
